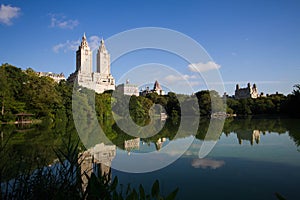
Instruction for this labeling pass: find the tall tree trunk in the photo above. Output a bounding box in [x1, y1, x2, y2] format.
[1, 97, 4, 116]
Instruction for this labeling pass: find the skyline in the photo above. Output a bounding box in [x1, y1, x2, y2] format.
[0, 0, 300, 95]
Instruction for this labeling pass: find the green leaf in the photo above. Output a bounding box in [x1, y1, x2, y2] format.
[165, 188, 179, 200]
[126, 189, 138, 200]
[139, 184, 145, 200]
[87, 173, 102, 198]
[151, 179, 160, 198]
[132, 188, 138, 199]
[111, 176, 118, 190]
[275, 192, 286, 200]
[126, 183, 132, 195]
[112, 191, 119, 200]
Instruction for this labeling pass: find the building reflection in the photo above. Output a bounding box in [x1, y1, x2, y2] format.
[155, 138, 167, 151]
[124, 138, 140, 155]
[79, 143, 116, 190]
[237, 130, 260, 145]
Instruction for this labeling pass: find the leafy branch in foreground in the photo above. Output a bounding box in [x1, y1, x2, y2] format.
[275, 192, 286, 200]
[84, 170, 179, 200]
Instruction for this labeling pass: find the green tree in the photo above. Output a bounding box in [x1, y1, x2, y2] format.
[195, 90, 224, 116]
[0, 64, 27, 121]
[22, 71, 62, 118]
[293, 84, 300, 96]
[166, 92, 180, 118]
[289, 84, 300, 115]
[0, 66, 10, 117]
[237, 99, 252, 115]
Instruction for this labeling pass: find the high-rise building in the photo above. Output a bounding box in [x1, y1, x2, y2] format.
[68, 33, 115, 93]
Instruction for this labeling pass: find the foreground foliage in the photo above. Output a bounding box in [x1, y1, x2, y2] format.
[0, 136, 178, 200]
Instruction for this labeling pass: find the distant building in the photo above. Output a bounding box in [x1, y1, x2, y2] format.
[68, 33, 115, 93]
[153, 80, 164, 95]
[37, 72, 66, 83]
[116, 80, 139, 96]
[235, 83, 258, 99]
[140, 80, 165, 96]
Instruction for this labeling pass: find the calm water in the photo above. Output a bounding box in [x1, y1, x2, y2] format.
[1, 117, 300, 199]
[111, 117, 300, 200]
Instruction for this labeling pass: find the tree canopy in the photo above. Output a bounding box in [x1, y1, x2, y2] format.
[1, 63, 300, 124]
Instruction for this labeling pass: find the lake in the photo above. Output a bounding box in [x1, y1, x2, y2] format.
[1, 117, 300, 199]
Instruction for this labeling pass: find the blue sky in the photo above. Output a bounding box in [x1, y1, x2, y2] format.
[0, 0, 299, 95]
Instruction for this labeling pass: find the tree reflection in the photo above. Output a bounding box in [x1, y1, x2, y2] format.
[1, 116, 300, 181]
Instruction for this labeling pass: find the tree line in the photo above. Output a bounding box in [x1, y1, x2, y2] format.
[226, 87, 300, 116]
[1, 63, 300, 124]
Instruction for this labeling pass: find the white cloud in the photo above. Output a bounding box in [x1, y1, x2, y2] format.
[188, 61, 220, 72]
[164, 74, 196, 83]
[53, 40, 80, 53]
[53, 36, 101, 53]
[163, 74, 201, 89]
[0, 4, 21, 25]
[49, 14, 79, 29]
[207, 80, 282, 86]
[189, 81, 201, 86]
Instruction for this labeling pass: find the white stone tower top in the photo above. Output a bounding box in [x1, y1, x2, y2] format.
[76, 33, 92, 73]
[80, 33, 90, 49]
[97, 38, 110, 75]
[99, 38, 108, 53]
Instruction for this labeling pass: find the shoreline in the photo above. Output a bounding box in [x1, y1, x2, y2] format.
[0, 119, 42, 125]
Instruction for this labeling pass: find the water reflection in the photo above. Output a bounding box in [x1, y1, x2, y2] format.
[124, 138, 140, 155]
[79, 143, 116, 190]
[155, 138, 167, 151]
[237, 130, 260, 145]
[1, 117, 300, 179]
[191, 158, 225, 169]
[110, 117, 300, 199]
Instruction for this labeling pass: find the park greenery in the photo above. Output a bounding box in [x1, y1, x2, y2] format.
[1, 63, 300, 166]
[1, 63, 300, 199]
[1, 63, 300, 125]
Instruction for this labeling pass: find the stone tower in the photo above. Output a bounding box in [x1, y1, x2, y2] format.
[76, 33, 92, 74]
[93, 38, 115, 93]
[97, 39, 110, 75]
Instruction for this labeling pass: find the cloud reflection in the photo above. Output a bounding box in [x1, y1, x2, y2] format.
[191, 158, 225, 169]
